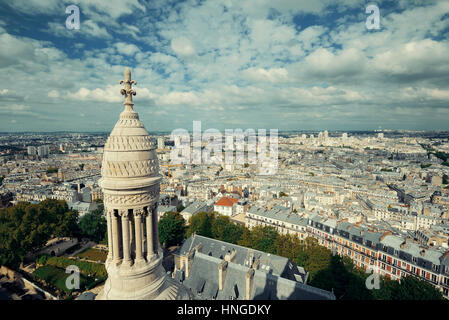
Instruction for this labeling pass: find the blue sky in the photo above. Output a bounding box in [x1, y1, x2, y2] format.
[0, 0, 448, 132]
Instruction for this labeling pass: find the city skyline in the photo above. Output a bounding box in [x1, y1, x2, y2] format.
[0, 0, 449, 131]
[1, 66, 449, 301]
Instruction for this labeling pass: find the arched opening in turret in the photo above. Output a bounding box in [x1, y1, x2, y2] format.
[114, 209, 123, 261]
[128, 208, 135, 260]
[142, 206, 148, 258]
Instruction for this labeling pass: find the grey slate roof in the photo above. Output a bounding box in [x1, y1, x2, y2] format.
[179, 249, 335, 300]
[176, 235, 301, 281]
[381, 235, 442, 265]
[247, 205, 307, 227]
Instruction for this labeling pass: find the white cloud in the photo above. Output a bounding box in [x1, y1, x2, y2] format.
[67, 86, 122, 103]
[47, 20, 112, 39]
[48, 90, 59, 98]
[83, 20, 111, 39]
[303, 47, 367, 78]
[67, 85, 157, 103]
[242, 68, 289, 83]
[401, 87, 449, 101]
[170, 37, 196, 57]
[4, 0, 145, 19]
[0, 33, 36, 67]
[373, 39, 449, 77]
[1, 0, 449, 131]
[114, 42, 141, 56]
[158, 91, 200, 106]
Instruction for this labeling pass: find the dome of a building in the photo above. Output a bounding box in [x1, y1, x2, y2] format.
[96, 68, 190, 300]
[100, 68, 160, 191]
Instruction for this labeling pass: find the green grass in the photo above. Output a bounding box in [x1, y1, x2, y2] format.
[33, 265, 93, 294]
[45, 256, 107, 278]
[74, 248, 108, 263]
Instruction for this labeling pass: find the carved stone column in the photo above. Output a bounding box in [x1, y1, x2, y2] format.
[112, 210, 122, 264]
[146, 206, 154, 260]
[121, 210, 132, 267]
[141, 218, 146, 258]
[134, 208, 145, 264]
[106, 208, 113, 262]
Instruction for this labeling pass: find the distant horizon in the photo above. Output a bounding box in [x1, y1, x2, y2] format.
[1, 128, 449, 135]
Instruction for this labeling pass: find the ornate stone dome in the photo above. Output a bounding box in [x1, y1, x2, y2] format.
[100, 68, 160, 191]
[96, 68, 190, 300]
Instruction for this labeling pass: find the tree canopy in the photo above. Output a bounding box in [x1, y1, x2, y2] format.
[238, 225, 278, 254]
[78, 204, 106, 243]
[0, 199, 79, 267]
[211, 215, 245, 244]
[186, 211, 216, 238]
[158, 211, 186, 247]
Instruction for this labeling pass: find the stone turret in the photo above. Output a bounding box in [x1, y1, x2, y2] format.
[96, 68, 190, 300]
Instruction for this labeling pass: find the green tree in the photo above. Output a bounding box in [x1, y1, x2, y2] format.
[375, 275, 444, 300]
[274, 233, 302, 262]
[46, 167, 58, 174]
[186, 211, 216, 238]
[211, 215, 244, 244]
[158, 211, 186, 247]
[54, 210, 80, 238]
[78, 205, 106, 242]
[309, 255, 372, 300]
[295, 237, 332, 281]
[0, 200, 78, 268]
[238, 225, 278, 254]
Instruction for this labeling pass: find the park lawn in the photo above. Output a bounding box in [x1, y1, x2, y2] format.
[33, 265, 93, 294]
[74, 248, 108, 263]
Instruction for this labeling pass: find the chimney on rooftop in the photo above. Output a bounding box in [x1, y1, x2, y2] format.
[185, 249, 195, 278]
[245, 268, 255, 300]
[224, 248, 236, 262]
[194, 242, 203, 253]
[252, 258, 260, 270]
[218, 260, 228, 291]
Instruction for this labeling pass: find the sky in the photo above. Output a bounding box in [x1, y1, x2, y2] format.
[0, 0, 448, 132]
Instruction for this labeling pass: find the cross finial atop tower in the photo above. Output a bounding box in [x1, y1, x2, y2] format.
[119, 67, 137, 110]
